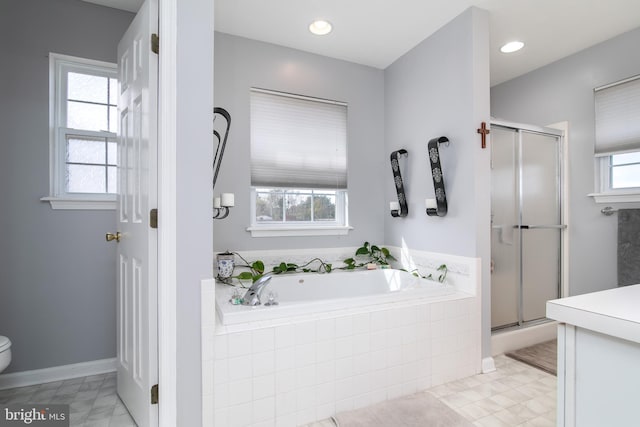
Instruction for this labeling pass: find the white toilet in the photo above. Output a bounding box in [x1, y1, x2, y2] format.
[0, 336, 11, 373]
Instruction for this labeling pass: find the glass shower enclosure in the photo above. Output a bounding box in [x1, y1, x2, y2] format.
[490, 122, 565, 330]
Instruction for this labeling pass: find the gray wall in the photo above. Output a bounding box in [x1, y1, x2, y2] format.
[213, 32, 386, 252]
[383, 7, 490, 255]
[491, 27, 640, 297]
[214, 10, 492, 358]
[0, 0, 133, 373]
[383, 8, 492, 357]
[175, 0, 215, 424]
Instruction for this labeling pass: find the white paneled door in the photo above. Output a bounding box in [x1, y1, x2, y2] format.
[115, 0, 158, 425]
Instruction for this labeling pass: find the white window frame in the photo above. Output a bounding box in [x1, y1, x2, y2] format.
[247, 187, 351, 237]
[590, 152, 640, 203]
[41, 53, 118, 210]
[247, 88, 352, 237]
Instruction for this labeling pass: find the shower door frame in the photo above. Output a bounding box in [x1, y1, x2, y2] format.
[490, 119, 568, 332]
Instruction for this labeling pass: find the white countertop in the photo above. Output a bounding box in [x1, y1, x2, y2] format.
[546, 284, 640, 344]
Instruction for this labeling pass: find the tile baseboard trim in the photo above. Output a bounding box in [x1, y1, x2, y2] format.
[481, 356, 496, 373]
[0, 357, 117, 390]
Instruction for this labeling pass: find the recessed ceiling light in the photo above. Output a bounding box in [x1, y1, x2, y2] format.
[309, 20, 332, 36]
[500, 41, 524, 53]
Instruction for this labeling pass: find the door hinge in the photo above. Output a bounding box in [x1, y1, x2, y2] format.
[151, 33, 159, 54]
[151, 384, 159, 404]
[150, 209, 158, 229]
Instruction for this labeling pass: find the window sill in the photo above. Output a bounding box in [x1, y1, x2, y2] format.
[588, 192, 640, 204]
[246, 225, 353, 238]
[41, 196, 116, 210]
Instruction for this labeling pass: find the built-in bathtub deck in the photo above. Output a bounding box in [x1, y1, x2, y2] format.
[202, 248, 482, 427]
[216, 269, 465, 327]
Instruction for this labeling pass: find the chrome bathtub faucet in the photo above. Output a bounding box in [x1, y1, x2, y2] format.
[241, 274, 273, 306]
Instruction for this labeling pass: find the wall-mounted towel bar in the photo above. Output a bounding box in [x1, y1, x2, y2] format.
[426, 136, 450, 217]
[390, 149, 409, 217]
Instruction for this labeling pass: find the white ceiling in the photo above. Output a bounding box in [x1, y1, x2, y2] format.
[84, 0, 640, 86]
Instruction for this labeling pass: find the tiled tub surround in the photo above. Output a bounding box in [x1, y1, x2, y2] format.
[202, 248, 481, 427]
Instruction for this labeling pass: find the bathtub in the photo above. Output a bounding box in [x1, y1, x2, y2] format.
[216, 269, 460, 325]
[205, 250, 482, 427]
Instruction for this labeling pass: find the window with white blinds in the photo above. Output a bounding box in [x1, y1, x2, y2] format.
[594, 75, 640, 157]
[250, 88, 348, 189]
[591, 75, 640, 201]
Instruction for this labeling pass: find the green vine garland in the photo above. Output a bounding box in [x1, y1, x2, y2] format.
[229, 241, 447, 286]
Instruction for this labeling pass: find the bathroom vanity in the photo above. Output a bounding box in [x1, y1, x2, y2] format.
[546, 284, 640, 427]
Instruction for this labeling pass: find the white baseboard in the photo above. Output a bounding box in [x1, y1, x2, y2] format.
[0, 358, 117, 390]
[491, 322, 558, 356]
[481, 357, 496, 373]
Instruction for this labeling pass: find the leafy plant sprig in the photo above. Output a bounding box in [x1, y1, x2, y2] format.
[231, 253, 333, 285]
[231, 253, 265, 285]
[272, 257, 333, 274]
[228, 243, 446, 286]
[342, 241, 396, 270]
[406, 264, 448, 283]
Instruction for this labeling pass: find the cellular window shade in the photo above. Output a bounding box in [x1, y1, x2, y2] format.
[594, 75, 640, 157]
[250, 89, 348, 189]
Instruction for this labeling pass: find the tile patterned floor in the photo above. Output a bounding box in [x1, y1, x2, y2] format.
[1, 354, 554, 427]
[0, 372, 137, 427]
[429, 355, 556, 427]
[305, 354, 557, 427]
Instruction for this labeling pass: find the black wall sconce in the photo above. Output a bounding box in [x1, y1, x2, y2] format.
[213, 107, 233, 220]
[426, 136, 449, 217]
[390, 149, 409, 217]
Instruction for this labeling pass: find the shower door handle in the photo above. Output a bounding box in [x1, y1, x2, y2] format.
[514, 225, 567, 230]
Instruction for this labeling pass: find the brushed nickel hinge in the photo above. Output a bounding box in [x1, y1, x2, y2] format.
[151, 33, 159, 54]
[150, 209, 158, 229]
[151, 384, 159, 404]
